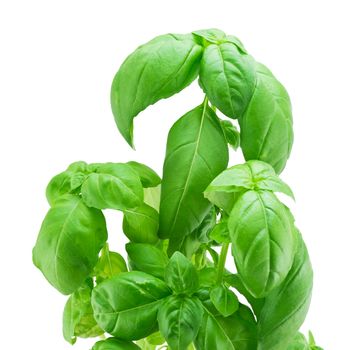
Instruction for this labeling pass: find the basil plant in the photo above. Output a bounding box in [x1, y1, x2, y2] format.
[33, 29, 323, 350]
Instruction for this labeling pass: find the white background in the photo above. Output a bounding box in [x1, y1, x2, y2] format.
[1, 0, 349, 349]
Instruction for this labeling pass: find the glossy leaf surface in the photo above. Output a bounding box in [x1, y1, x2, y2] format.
[123, 203, 159, 243]
[210, 284, 239, 317]
[165, 252, 199, 294]
[239, 63, 293, 174]
[158, 296, 203, 350]
[126, 243, 168, 279]
[257, 230, 313, 350]
[111, 34, 203, 146]
[91, 271, 171, 340]
[33, 195, 107, 294]
[92, 338, 140, 350]
[159, 103, 228, 250]
[228, 190, 294, 298]
[126, 161, 161, 188]
[199, 42, 256, 119]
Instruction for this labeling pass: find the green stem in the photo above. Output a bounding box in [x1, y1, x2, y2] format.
[217, 242, 230, 284]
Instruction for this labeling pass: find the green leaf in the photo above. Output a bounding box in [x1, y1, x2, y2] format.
[46, 170, 73, 206]
[239, 63, 293, 174]
[215, 304, 258, 350]
[210, 219, 230, 243]
[94, 245, 127, 283]
[91, 271, 171, 340]
[165, 252, 199, 294]
[180, 206, 217, 257]
[210, 285, 239, 317]
[198, 267, 217, 288]
[221, 120, 240, 150]
[159, 103, 228, 252]
[287, 333, 309, 350]
[81, 163, 143, 211]
[158, 296, 203, 350]
[33, 195, 107, 294]
[63, 279, 103, 344]
[67, 161, 89, 173]
[257, 230, 313, 350]
[111, 33, 203, 146]
[123, 203, 159, 243]
[228, 190, 295, 298]
[195, 308, 236, 350]
[205, 160, 294, 201]
[126, 161, 161, 188]
[126, 243, 168, 279]
[92, 338, 140, 350]
[199, 42, 256, 119]
[144, 185, 161, 211]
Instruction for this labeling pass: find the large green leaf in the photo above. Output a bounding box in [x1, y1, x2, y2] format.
[81, 163, 143, 211]
[257, 230, 313, 350]
[228, 190, 295, 298]
[199, 42, 256, 119]
[123, 203, 159, 243]
[111, 33, 203, 146]
[159, 103, 228, 251]
[165, 252, 199, 295]
[92, 338, 140, 350]
[158, 296, 203, 350]
[33, 195, 107, 294]
[63, 279, 103, 344]
[126, 243, 169, 279]
[239, 63, 293, 174]
[195, 308, 236, 350]
[91, 271, 171, 340]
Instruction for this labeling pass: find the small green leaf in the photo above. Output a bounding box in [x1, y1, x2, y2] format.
[158, 296, 203, 350]
[221, 120, 240, 150]
[81, 163, 143, 211]
[91, 272, 171, 340]
[165, 252, 199, 294]
[46, 170, 73, 206]
[126, 243, 169, 279]
[205, 160, 294, 201]
[198, 267, 217, 288]
[94, 245, 127, 283]
[287, 333, 309, 350]
[210, 285, 239, 317]
[123, 203, 159, 243]
[33, 195, 107, 295]
[70, 172, 87, 191]
[92, 338, 140, 350]
[210, 220, 230, 243]
[126, 161, 161, 188]
[63, 279, 103, 344]
[144, 185, 161, 211]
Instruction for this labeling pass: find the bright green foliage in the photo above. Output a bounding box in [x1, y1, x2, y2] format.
[91, 272, 171, 340]
[63, 279, 103, 344]
[126, 243, 169, 279]
[210, 284, 239, 317]
[33, 28, 321, 350]
[158, 296, 203, 350]
[159, 102, 228, 251]
[165, 252, 199, 295]
[92, 338, 141, 350]
[239, 63, 293, 174]
[33, 195, 107, 294]
[111, 33, 203, 147]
